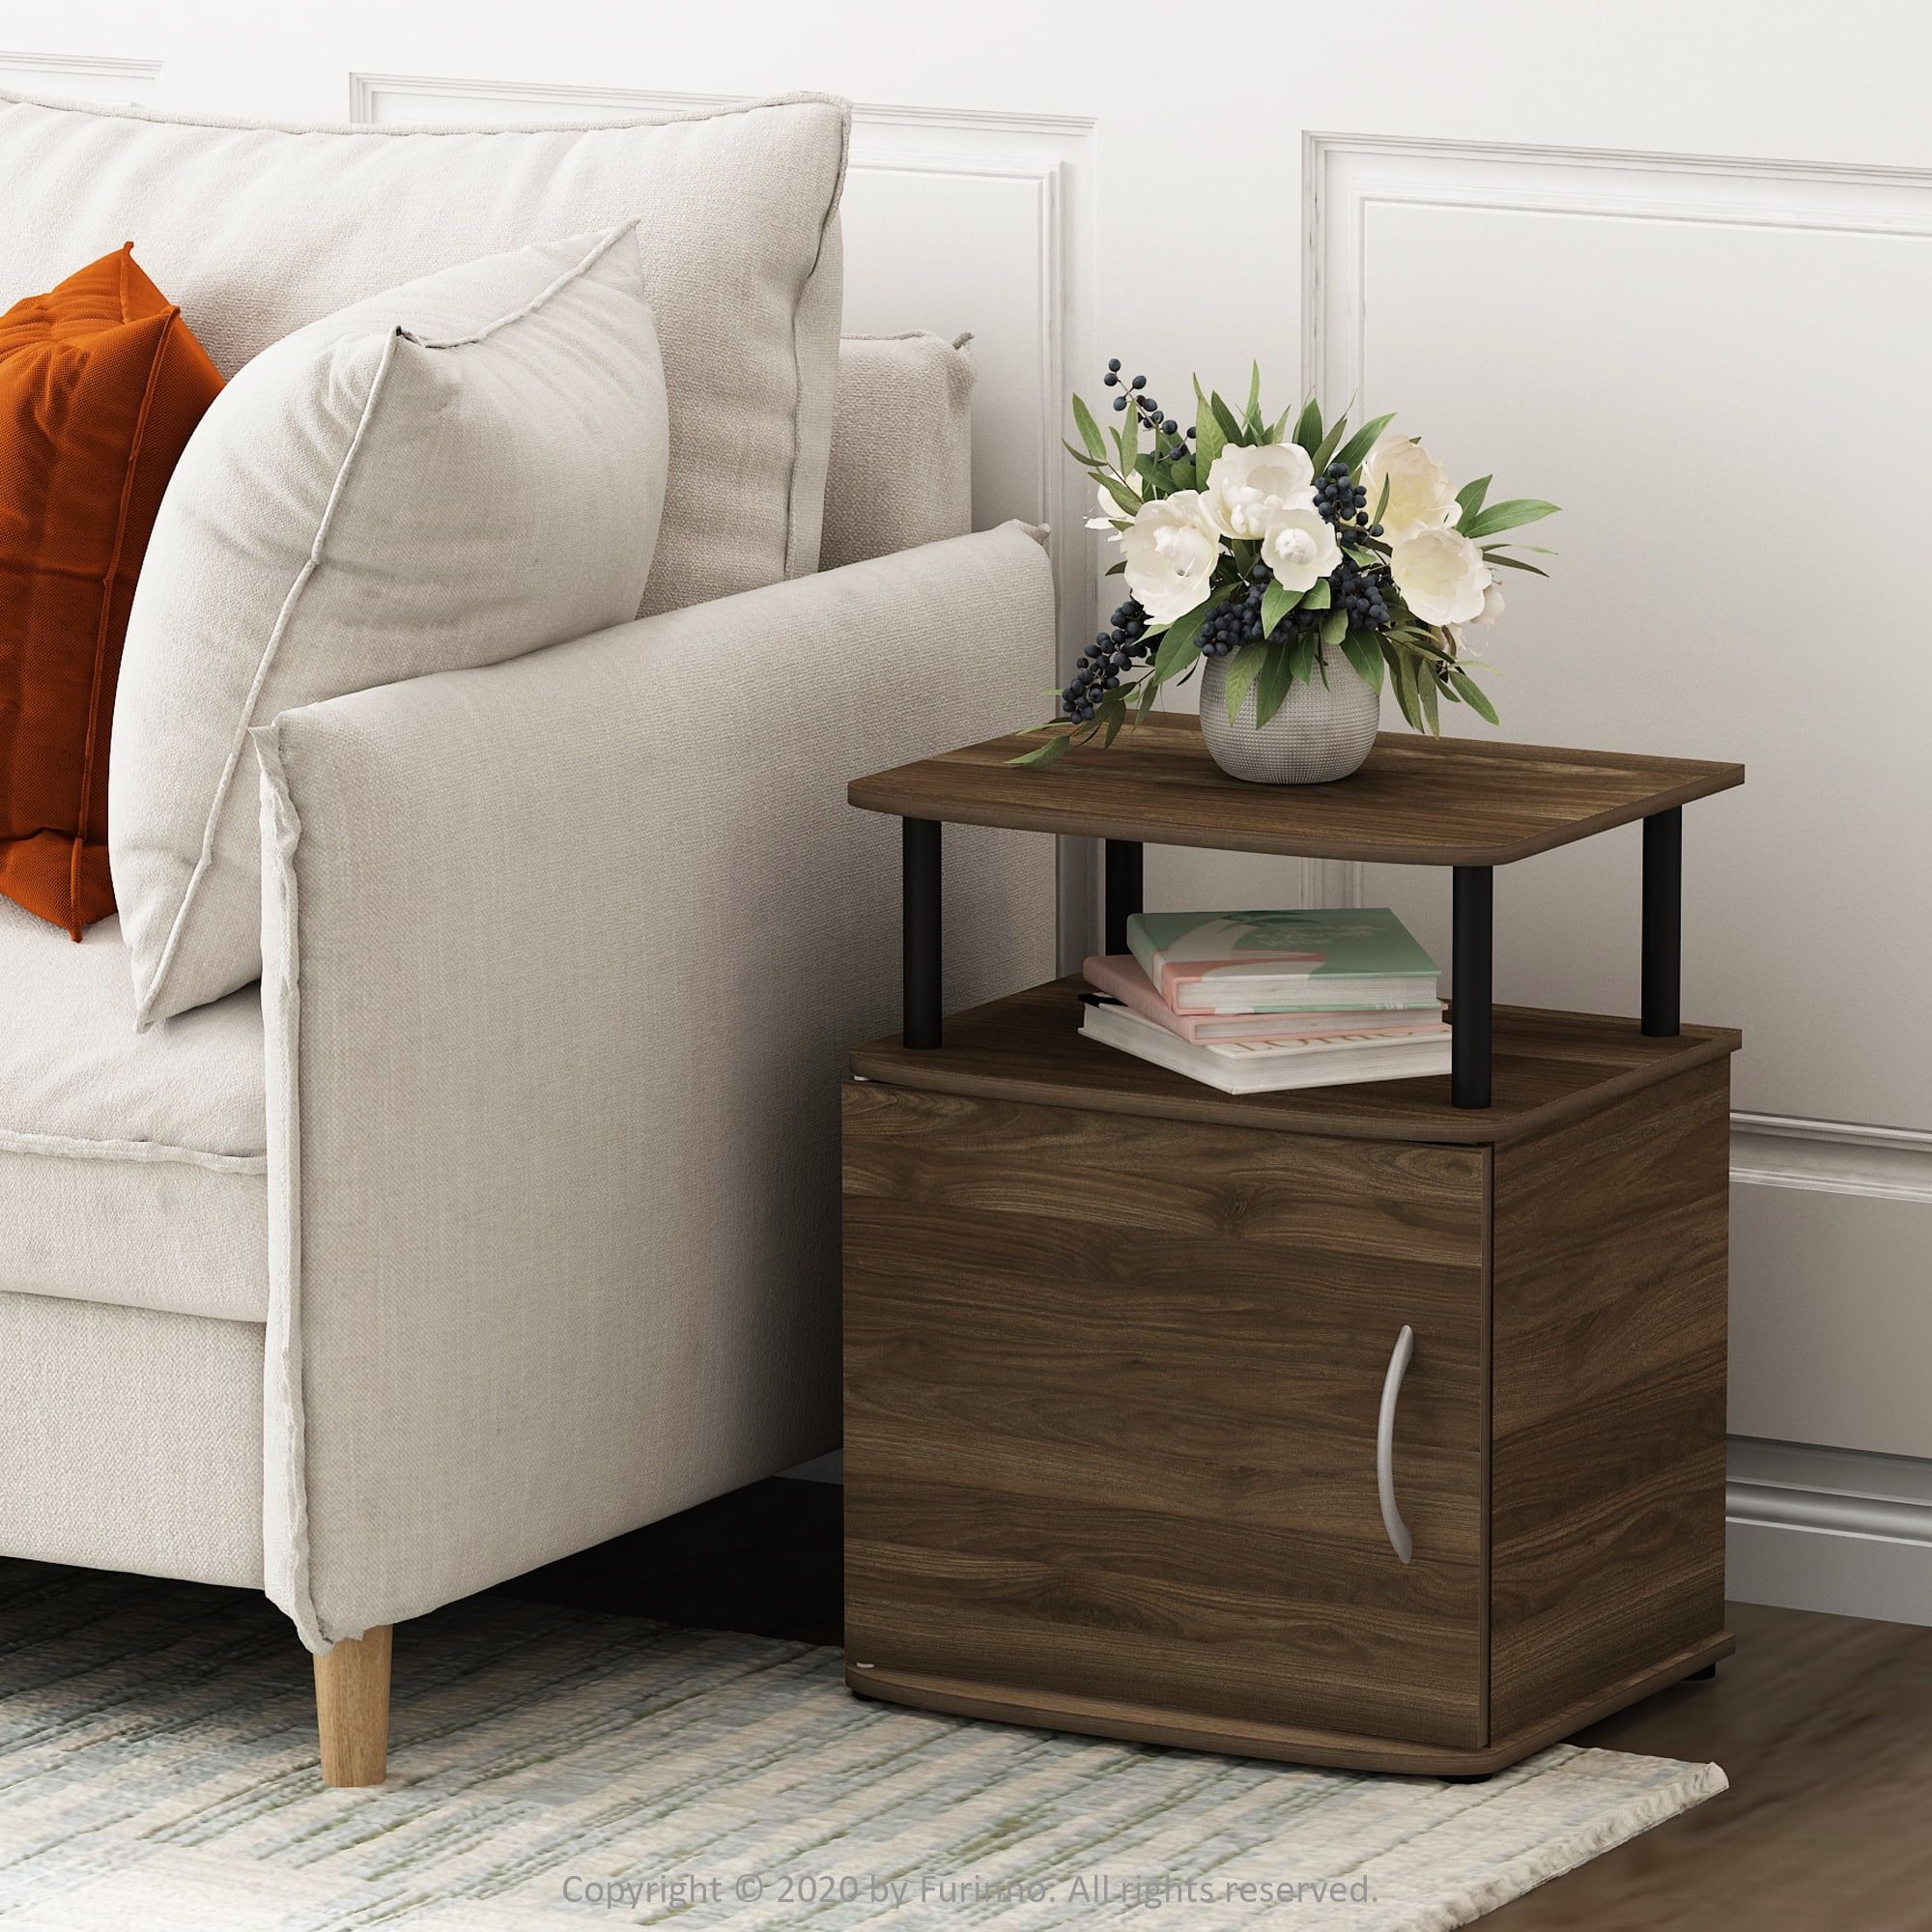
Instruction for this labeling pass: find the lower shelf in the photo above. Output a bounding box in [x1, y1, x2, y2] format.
[846, 1633, 1736, 1778]
[850, 977, 1741, 1146]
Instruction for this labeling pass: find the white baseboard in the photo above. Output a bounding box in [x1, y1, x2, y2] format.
[1726, 1435, 1932, 1627]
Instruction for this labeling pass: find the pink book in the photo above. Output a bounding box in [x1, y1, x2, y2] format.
[1083, 955, 1446, 1045]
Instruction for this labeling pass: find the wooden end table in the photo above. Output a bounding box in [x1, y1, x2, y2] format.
[840, 715, 1744, 1777]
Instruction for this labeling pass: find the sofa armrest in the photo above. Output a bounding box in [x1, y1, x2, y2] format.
[253, 523, 1058, 1648]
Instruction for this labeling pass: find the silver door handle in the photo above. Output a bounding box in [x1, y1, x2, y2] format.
[1378, 1324, 1415, 1565]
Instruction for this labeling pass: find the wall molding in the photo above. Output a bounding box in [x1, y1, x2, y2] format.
[1301, 126, 1932, 1212]
[1303, 128, 1932, 395]
[1731, 1112, 1932, 1204]
[349, 71, 1094, 140]
[0, 48, 159, 99]
[1727, 1435, 1932, 1627]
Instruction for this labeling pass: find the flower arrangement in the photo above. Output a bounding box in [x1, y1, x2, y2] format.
[1013, 361, 1557, 767]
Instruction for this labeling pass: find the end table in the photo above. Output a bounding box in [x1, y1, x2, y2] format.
[840, 716, 1743, 1776]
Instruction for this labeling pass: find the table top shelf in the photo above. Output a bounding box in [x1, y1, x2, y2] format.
[851, 978, 1741, 1146]
[848, 714, 1744, 868]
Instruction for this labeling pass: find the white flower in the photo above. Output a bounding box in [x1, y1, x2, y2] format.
[1446, 573, 1505, 647]
[1390, 526, 1490, 625]
[1202, 441, 1317, 539]
[1258, 505, 1341, 593]
[1121, 491, 1223, 624]
[1086, 471, 1141, 533]
[1359, 432, 1458, 539]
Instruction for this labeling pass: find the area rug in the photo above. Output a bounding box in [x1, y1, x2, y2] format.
[0, 1558, 1724, 1930]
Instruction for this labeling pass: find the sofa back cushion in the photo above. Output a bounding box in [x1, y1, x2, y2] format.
[110, 226, 670, 1027]
[822, 333, 976, 571]
[0, 244, 224, 941]
[0, 88, 847, 615]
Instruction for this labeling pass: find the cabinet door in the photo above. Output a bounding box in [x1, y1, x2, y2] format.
[844, 1084, 1489, 1750]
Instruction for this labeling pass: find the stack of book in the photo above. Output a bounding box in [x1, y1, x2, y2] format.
[1081, 908, 1449, 1094]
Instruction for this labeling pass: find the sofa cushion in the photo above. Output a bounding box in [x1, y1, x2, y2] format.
[0, 895, 266, 1322]
[0, 243, 222, 938]
[822, 333, 976, 570]
[110, 225, 670, 1027]
[0, 87, 848, 616]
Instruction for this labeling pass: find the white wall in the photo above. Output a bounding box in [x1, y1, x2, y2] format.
[14, 0, 1931, 1620]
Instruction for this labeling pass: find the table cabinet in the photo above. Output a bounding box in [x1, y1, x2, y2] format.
[841, 720, 1742, 1775]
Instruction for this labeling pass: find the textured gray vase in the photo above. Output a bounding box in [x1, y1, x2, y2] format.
[1199, 648, 1380, 784]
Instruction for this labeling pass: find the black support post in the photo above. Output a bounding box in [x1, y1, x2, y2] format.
[902, 816, 942, 1049]
[1452, 866, 1493, 1109]
[1103, 838, 1144, 958]
[1641, 808, 1683, 1037]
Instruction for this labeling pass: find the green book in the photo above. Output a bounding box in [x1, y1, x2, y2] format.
[1125, 908, 1440, 1016]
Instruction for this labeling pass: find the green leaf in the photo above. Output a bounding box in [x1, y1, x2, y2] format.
[1254, 638, 1295, 725]
[1301, 579, 1331, 612]
[1192, 378, 1225, 478]
[1373, 475, 1392, 524]
[1151, 596, 1217, 686]
[1223, 642, 1266, 722]
[1319, 607, 1349, 647]
[1448, 667, 1499, 725]
[1454, 474, 1492, 527]
[1387, 644, 1422, 730]
[1292, 395, 1322, 454]
[1135, 453, 1159, 491]
[1461, 497, 1559, 541]
[1268, 403, 1295, 442]
[1482, 551, 1548, 577]
[1117, 401, 1140, 469]
[1070, 394, 1107, 464]
[1009, 731, 1071, 768]
[1418, 664, 1441, 734]
[1105, 559, 1125, 575]
[1333, 412, 1396, 477]
[1311, 412, 1350, 473]
[1341, 630, 1384, 692]
[1209, 391, 1245, 446]
[1261, 578, 1301, 638]
[1094, 470, 1143, 518]
[1287, 634, 1319, 687]
[1099, 693, 1129, 747]
[1245, 360, 1263, 430]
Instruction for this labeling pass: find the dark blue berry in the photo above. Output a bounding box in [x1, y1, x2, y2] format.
[1130, 375, 1147, 389]
[1102, 371, 1119, 386]
[1113, 396, 1127, 412]
[1106, 357, 1122, 372]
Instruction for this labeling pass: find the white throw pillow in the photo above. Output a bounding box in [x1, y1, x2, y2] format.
[109, 224, 669, 1027]
[0, 89, 849, 615]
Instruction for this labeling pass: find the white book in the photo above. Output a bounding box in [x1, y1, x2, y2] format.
[1080, 1000, 1453, 1095]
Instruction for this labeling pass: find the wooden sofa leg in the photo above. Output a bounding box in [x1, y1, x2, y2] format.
[314, 1624, 392, 1786]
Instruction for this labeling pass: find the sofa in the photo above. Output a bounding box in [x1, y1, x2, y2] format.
[0, 88, 1055, 1783]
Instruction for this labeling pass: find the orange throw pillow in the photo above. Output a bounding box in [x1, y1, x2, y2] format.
[0, 243, 222, 939]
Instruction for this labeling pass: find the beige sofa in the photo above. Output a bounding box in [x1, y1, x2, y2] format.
[0, 89, 1054, 1782]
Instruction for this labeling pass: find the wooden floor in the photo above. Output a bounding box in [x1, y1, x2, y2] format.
[496, 1477, 1932, 1932]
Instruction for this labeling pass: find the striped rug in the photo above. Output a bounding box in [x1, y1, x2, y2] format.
[0, 1559, 1723, 1929]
